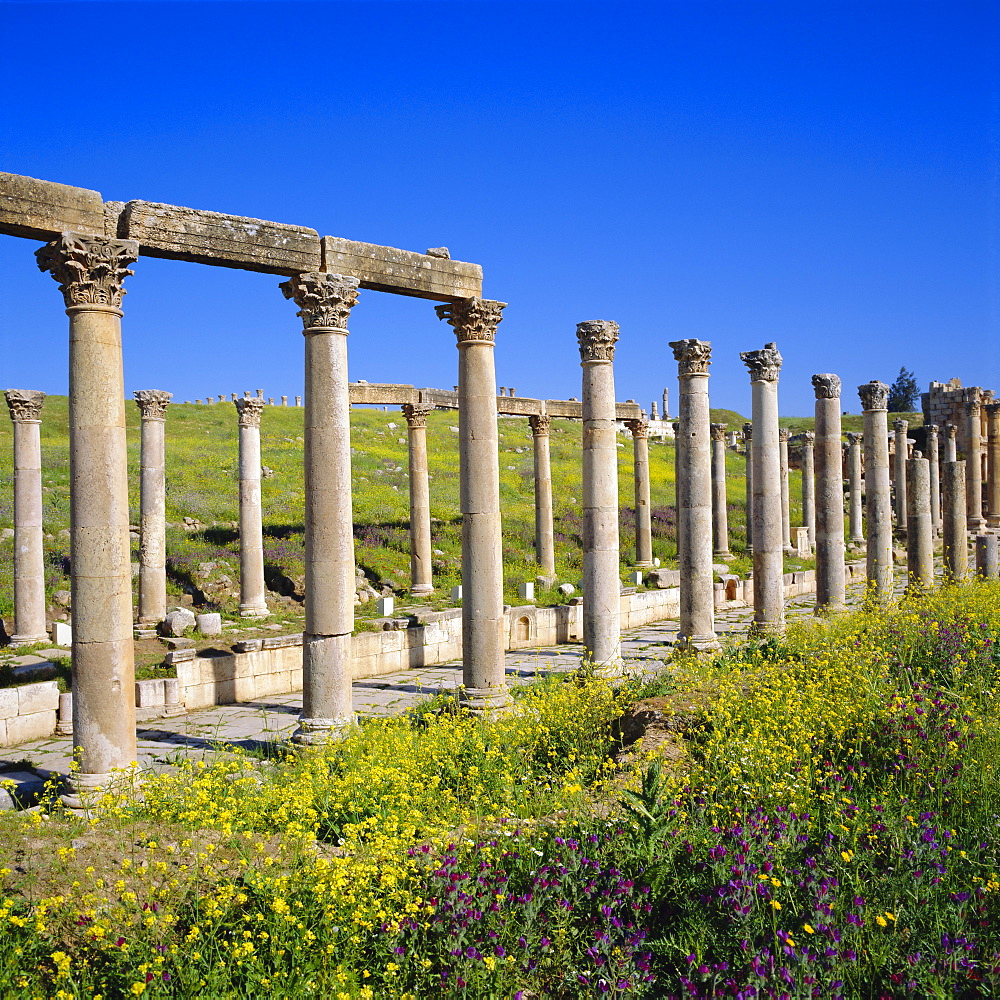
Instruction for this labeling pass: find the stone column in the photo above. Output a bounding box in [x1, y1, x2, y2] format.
[811, 375, 845, 610]
[986, 402, 1000, 527]
[905, 454, 934, 591]
[944, 423, 958, 462]
[800, 430, 816, 548]
[925, 424, 941, 534]
[281, 273, 361, 740]
[437, 298, 510, 709]
[662, 387, 669, 421]
[401, 402, 435, 596]
[672, 421, 683, 564]
[893, 418, 908, 536]
[779, 428, 793, 553]
[3, 390, 48, 645]
[965, 391, 986, 530]
[741, 343, 785, 635]
[845, 432, 865, 544]
[36, 233, 139, 804]
[858, 381, 893, 600]
[975, 534, 999, 579]
[234, 397, 268, 617]
[942, 460, 968, 581]
[742, 420, 753, 554]
[132, 390, 172, 625]
[626, 417, 653, 567]
[709, 422, 731, 560]
[529, 414, 556, 577]
[669, 340, 720, 651]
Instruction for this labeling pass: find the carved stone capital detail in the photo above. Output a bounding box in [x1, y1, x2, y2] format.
[133, 389, 173, 421]
[801, 431, 815, 446]
[436, 298, 507, 345]
[924, 423, 939, 438]
[280, 272, 360, 330]
[710, 422, 727, 441]
[401, 403, 434, 428]
[965, 388, 983, 417]
[669, 338, 712, 376]
[779, 428, 790, 442]
[893, 418, 909, 433]
[36, 232, 138, 309]
[528, 413, 552, 436]
[986, 402, 1000, 418]
[235, 397, 265, 428]
[858, 380, 889, 412]
[742, 421, 753, 440]
[4, 389, 45, 422]
[740, 342, 783, 382]
[576, 320, 620, 362]
[625, 418, 649, 439]
[945, 423, 958, 440]
[811, 373, 841, 399]
[846, 432, 862, 446]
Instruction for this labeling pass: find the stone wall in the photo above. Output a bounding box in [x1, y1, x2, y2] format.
[0, 680, 59, 747]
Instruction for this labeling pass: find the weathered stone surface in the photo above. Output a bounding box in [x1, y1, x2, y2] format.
[118, 201, 321, 275]
[647, 568, 681, 589]
[161, 608, 196, 637]
[195, 613, 222, 636]
[17, 680, 59, 715]
[321, 236, 482, 301]
[0, 172, 104, 240]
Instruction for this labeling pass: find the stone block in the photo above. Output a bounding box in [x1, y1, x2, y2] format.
[261, 633, 303, 649]
[232, 639, 263, 653]
[118, 201, 321, 275]
[628, 571, 643, 586]
[135, 678, 165, 708]
[648, 568, 681, 589]
[320, 236, 482, 301]
[162, 608, 196, 637]
[0, 172, 105, 240]
[164, 649, 195, 665]
[6, 710, 55, 744]
[18, 681, 59, 715]
[377, 596, 395, 617]
[517, 581, 535, 601]
[51, 621, 72, 646]
[450, 585, 463, 602]
[795, 527, 811, 558]
[558, 583, 575, 596]
[196, 613, 222, 636]
[0, 689, 18, 721]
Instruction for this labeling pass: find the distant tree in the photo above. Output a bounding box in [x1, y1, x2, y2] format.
[887, 366, 919, 412]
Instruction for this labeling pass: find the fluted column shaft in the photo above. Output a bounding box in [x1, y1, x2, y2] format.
[403, 404, 435, 595]
[234, 398, 268, 617]
[133, 391, 172, 624]
[925, 425, 941, 533]
[846, 432, 864, 543]
[812, 376, 844, 610]
[742, 421, 753, 553]
[779, 428, 793, 553]
[905, 456, 934, 590]
[965, 394, 985, 530]
[859, 381, 893, 600]
[986, 403, 1000, 527]
[943, 461, 968, 581]
[893, 419, 908, 535]
[627, 418, 653, 567]
[710, 423, 731, 559]
[529, 414, 556, 576]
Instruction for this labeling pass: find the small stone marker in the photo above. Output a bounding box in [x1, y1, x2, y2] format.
[629, 570, 643, 586]
[795, 526, 811, 558]
[377, 596, 395, 616]
[450, 585, 463, 602]
[196, 612, 222, 636]
[517, 581, 535, 600]
[653, 557, 661, 567]
[51, 621, 72, 646]
[558, 582, 575, 596]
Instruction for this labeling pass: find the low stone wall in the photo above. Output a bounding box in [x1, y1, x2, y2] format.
[0, 680, 59, 747]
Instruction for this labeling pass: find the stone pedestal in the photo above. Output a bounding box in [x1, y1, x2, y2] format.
[779, 428, 793, 554]
[925, 424, 941, 534]
[37, 232, 139, 806]
[975, 533, 999, 579]
[529, 414, 556, 577]
[905, 455, 934, 591]
[858, 381, 893, 600]
[281, 273, 361, 742]
[437, 298, 510, 710]
[800, 431, 816, 548]
[709, 422, 731, 560]
[670, 340, 720, 652]
[846, 432, 864, 544]
[811, 375, 845, 610]
[942, 461, 968, 581]
[893, 418, 908, 537]
[742, 421, 753, 554]
[626, 417, 653, 567]
[234, 397, 269, 617]
[402, 403, 435, 595]
[3, 390, 48, 645]
[965, 392, 986, 530]
[741, 343, 785, 635]
[986, 402, 1000, 528]
[133, 390, 172, 625]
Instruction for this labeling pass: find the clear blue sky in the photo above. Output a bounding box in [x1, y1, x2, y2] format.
[1, 0, 997, 417]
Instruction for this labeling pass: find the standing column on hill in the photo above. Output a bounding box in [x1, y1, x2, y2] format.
[709, 422, 732, 560]
[965, 390, 986, 530]
[985, 402, 1000, 528]
[234, 397, 269, 618]
[858, 380, 893, 600]
[893, 418, 908, 537]
[925, 424, 941, 534]
[662, 387, 670, 421]
[670, 339, 721, 652]
[942, 460, 968, 581]
[626, 416, 653, 568]
[944, 423, 958, 462]
[906, 453, 934, 591]
[575, 320, 623, 670]
[3, 390, 48, 646]
[742, 420, 754, 554]
[437, 298, 510, 710]
[846, 432, 865, 545]
[401, 402, 436, 596]
[133, 390, 172, 625]
[811, 375, 845, 611]
[741, 343, 785, 635]
[779, 428, 793, 554]
[281, 272, 362, 741]
[37, 232, 139, 808]
[800, 430, 816, 548]
[528, 413, 556, 577]
[672, 420, 683, 565]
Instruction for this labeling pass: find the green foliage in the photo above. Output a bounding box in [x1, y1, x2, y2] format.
[888, 365, 920, 413]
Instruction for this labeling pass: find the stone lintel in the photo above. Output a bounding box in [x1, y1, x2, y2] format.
[348, 382, 420, 406]
[496, 397, 543, 417]
[321, 236, 483, 302]
[418, 388, 459, 409]
[545, 399, 583, 419]
[0, 172, 105, 240]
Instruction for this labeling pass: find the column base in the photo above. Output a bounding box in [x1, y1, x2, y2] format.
[136, 615, 164, 626]
[60, 770, 116, 812]
[459, 685, 512, 717]
[969, 518, 987, 532]
[239, 605, 270, 618]
[749, 619, 786, 638]
[674, 632, 722, 654]
[8, 632, 49, 648]
[410, 584, 435, 596]
[713, 551, 734, 562]
[634, 560, 654, 569]
[292, 714, 355, 745]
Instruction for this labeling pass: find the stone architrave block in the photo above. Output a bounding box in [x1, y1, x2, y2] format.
[0, 689, 18, 721]
[261, 634, 303, 649]
[17, 681, 59, 715]
[321, 236, 483, 302]
[118, 201, 321, 275]
[0, 172, 105, 239]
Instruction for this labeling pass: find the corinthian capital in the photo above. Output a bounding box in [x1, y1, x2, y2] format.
[893, 418, 909, 434]
[966, 388, 983, 416]
[811, 373, 841, 399]
[742, 421, 753, 440]
[945, 423, 958, 440]
[133, 390, 173, 421]
[740, 342, 783, 382]
[801, 431, 816, 446]
[575, 320, 619, 362]
[846, 432, 862, 446]
[4, 390, 45, 422]
[858, 380, 889, 412]
[986, 402, 1000, 418]
[401, 403, 434, 428]
[669, 338, 712, 376]
[436, 298, 506, 345]
[528, 413, 551, 436]
[625, 418, 649, 439]
[280, 272, 360, 330]
[779, 428, 790, 443]
[235, 397, 265, 428]
[710, 422, 727, 441]
[925, 423, 939, 438]
[36, 232, 138, 309]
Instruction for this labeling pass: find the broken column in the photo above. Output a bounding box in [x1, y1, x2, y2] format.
[811, 375, 845, 610]
[234, 397, 268, 617]
[986, 402, 1000, 528]
[401, 403, 435, 596]
[800, 430, 816, 548]
[3, 390, 48, 645]
[133, 390, 172, 625]
[709, 422, 731, 560]
[779, 428, 793, 554]
[626, 416, 653, 568]
[281, 273, 362, 741]
[944, 422, 958, 462]
[942, 460, 968, 581]
[925, 423, 941, 533]
[36, 233, 139, 805]
[893, 418, 908, 537]
[975, 534, 999, 579]
[437, 298, 510, 708]
[858, 380, 893, 600]
[741, 343, 785, 635]
[742, 420, 753, 553]
[529, 413, 556, 577]
[965, 390, 986, 530]
[846, 432, 865, 545]
[905, 453, 934, 591]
